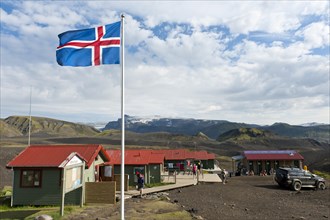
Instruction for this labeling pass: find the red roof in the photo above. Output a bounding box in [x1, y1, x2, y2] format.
[152, 149, 187, 160]
[106, 149, 165, 165]
[106, 149, 215, 166]
[154, 149, 215, 160]
[191, 150, 215, 160]
[7, 144, 110, 168]
[244, 150, 304, 161]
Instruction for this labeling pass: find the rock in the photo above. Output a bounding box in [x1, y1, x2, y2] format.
[192, 215, 204, 220]
[187, 208, 198, 214]
[173, 199, 178, 203]
[160, 195, 171, 201]
[323, 215, 328, 218]
[245, 208, 249, 211]
[34, 215, 53, 220]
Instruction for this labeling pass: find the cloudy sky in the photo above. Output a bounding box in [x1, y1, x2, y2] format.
[1, 1, 329, 125]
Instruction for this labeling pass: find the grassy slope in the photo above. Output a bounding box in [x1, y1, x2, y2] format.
[3, 116, 100, 137]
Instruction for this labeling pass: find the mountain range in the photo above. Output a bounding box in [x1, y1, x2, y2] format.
[1, 115, 329, 173]
[103, 115, 329, 142]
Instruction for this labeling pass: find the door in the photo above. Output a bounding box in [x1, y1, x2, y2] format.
[303, 171, 316, 185]
[266, 161, 271, 175]
[257, 161, 262, 175]
[248, 161, 254, 173]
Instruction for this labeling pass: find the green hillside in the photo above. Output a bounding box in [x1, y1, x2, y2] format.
[217, 128, 274, 142]
[3, 116, 100, 137]
[0, 119, 23, 137]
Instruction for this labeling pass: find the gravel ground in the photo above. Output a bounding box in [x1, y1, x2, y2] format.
[61, 175, 330, 220]
[168, 175, 330, 220]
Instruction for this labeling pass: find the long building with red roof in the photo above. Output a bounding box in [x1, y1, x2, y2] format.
[105, 149, 165, 186]
[232, 150, 304, 176]
[105, 148, 215, 186]
[6, 145, 217, 204]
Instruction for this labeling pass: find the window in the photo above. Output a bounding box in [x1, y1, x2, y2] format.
[21, 170, 42, 187]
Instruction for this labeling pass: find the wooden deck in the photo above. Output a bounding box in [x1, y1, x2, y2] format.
[122, 173, 221, 198]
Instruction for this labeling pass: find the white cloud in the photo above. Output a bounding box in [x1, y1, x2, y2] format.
[296, 22, 330, 49]
[0, 1, 329, 125]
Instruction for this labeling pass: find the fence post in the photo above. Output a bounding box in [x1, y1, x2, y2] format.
[197, 170, 199, 183]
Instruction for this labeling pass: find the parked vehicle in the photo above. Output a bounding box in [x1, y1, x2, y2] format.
[275, 167, 326, 191]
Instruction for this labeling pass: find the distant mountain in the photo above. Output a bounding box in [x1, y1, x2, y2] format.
[217, 128, 274, 142]
[83, 122, 108, 130]
[300, 122, 327, 127]
[261, 123, 329, 143]
[2, 116, 100, 137]
[103, 115, 329, 143]
[102, 115, 258, 139]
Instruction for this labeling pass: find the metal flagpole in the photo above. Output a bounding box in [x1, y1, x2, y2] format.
[28, 86, 32, 146]
[120, 14, 125, 220]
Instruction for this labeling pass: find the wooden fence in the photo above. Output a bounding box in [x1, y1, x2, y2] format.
[161, 172, 177, 183]
[114, 174, 129, 191]
[85, 182, 116, 204]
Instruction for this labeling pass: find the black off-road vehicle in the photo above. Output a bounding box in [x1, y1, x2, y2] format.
[275, 167, 326, 191]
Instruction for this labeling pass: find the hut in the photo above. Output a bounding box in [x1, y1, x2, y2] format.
[6, 144, 110, 206]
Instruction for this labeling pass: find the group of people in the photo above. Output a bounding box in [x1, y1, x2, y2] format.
[185, 160, 204, 178]
[191, 160, 203, 178]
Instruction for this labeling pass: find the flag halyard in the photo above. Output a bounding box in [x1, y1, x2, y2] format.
[56, 21, 121, 67]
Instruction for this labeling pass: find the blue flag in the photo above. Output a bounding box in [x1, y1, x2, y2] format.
[56, 21, 121, 67]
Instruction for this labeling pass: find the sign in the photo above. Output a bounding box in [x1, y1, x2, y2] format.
[67, 155, 83, 166]
[65, 166, 82, 193]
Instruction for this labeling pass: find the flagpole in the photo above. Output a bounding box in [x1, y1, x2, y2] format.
[120, 14, 125, 220]
[28, 86, 32, 146]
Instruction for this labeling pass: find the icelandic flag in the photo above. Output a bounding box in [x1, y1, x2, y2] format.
[56, 21, 121, 67]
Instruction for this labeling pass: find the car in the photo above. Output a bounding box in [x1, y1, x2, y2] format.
[275, 167, 326, 191]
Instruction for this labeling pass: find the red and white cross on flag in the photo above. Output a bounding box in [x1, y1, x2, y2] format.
[56, 21, 121, 67]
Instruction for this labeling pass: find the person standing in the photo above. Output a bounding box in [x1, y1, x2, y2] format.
[193, 163, 197, 178]
[221, 169, 227, 184]
[197, 160, 203, 178]
[137, 173, 144, 198]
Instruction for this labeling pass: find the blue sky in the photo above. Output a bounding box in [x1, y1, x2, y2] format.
[0, 1, 329, 125]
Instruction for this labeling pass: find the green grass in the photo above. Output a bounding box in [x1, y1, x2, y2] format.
[0, 205, 82, 220]
[313, 170, 330, 179]
[1, 186, 12, 196]
[216, 155, 232, 162]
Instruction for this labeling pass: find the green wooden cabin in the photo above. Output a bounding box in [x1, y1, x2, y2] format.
[6, 144, 110, 206]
